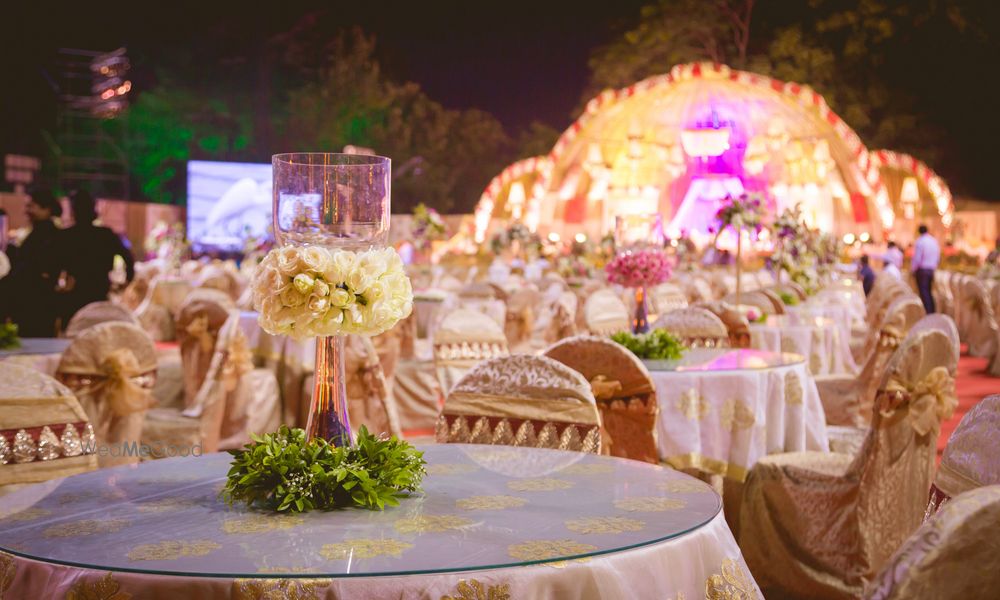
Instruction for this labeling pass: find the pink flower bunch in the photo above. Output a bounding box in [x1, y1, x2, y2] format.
[605, 249, 672, 288]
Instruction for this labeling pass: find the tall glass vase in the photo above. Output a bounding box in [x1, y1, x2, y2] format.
[633, 286, 650, 334]
[272, 153, 390, 446]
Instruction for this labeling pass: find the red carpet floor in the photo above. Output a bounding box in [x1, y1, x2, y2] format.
[938, 353, 999, 457]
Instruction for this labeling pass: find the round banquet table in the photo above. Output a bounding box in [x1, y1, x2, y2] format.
[645, 348, 829, 481]
[749, 314, 858, 376]
[0, 445, 761, 599]
[0, 338, 71, 376]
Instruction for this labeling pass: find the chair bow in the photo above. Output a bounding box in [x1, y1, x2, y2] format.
[879, 325, 903, 348]
[185, 314, 215, 353]
[221, 329, 254, 392]
[99, 348, 152, 415]
[881, 366, 957, 436]
[589, 375, 623, 401]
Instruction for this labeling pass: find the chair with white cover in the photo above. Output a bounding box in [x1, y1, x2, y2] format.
[649, 283, 688, 315]
[652, 307, 729, 348]
[435, 354, 602, 453]
[682, 276, 715, 304]
[583, 289, 630, 336]
[865, 485, 1000, 600]
[135, 277, 193, 342]
[816, 295, 925, 426]
[64, 301, 140, 338]
[544, 335, 658, 463]
[724, 290, 777, 317]
[0, 363, 98, 495]
[926, 394, 1000, 518]
[195, 263, 242, 301]
[175, 294, 232, 411]
[697, 301, 751, 348]
[962, 277, 998, 358]
[739, 323, 959, 599]
[539, 291, 578, 345]
[55, 322, 157, 467]
[433, 308, 509, 397]
[504, 287, 541, 352]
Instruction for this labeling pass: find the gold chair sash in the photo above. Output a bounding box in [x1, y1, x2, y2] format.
[97, 349, 152, 416]
[881, 366, 957, 437]
[221, 329, 254, 392]
[186, 314, 215, 353]
[589, 376, 622, 401]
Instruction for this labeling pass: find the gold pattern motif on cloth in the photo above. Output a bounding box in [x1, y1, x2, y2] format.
[232, 578, 331, 600]
[319, 538, 412, 560]
[440, 579, 512, 600]
[43, 518, 129, 538]
[222, 515, 305, 534]
[0, 552, 15, 598]
[614, 497, 686, 512]
[0, 507, 50, 522]
[255, 566, 319, 574]
[456, 495, 528, 510]
[780, 335, 801, 355]
[663, 453, 750, 482]
[394, 515, 474, 534]
[676, 389, 710, 420]
[426, 463, 479, 476]
[558, 463, 614, 475]
[126, 540, 221, 561]
[657, 480, 712, 493]
[719, 399, 755, 431]
[64, 572, 132, 600]
[135, 498, 196, 513]
[705, 558, 755, 600]
[564, 516, 645, 534]
[809, 352, 822, 375]
[506, 478, 575, 492]
[507, 539, 598, 561]
[784, 371, 803, 406]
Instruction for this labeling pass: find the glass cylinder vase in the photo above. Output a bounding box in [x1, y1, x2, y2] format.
[272, 153, 390, 446]
[633, 286, 650, 334]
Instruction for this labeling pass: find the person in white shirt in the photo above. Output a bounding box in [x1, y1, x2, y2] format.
[911, 224, 941, 313]
[882, 255, 902, 280]
[885, 241, 904, 269]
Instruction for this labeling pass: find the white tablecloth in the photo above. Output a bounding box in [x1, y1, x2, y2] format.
[750, 315, 858, 376]
[649, 350, 829, 481]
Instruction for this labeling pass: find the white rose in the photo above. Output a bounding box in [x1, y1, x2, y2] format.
[275, 246, 302, 275]
[307, 294, 329, 313]
[280, 287, 306, 308]
[325, 250, 358, 284]
[312, 279, 330, 297]
[300, 246, 330, 273]
[329, 287, 353, 309]
[293, 273, 315, 294]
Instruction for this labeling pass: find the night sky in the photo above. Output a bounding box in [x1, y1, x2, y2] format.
[2, 0, 998, 200]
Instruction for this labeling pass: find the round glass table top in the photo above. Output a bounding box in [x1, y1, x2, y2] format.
[642, 348, 804, 372]
[0, 445, 720, 578]
[0, 337, 71, 357]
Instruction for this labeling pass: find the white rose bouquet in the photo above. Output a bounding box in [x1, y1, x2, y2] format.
[252, 246, 413, 340]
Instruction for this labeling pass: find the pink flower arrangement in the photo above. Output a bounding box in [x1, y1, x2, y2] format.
[605, 249, 672, 288]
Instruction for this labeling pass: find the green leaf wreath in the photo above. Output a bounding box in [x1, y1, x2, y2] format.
[222, 425, 427, 513]
[611, 329, 686, 360]
[0, 322, 21, 350]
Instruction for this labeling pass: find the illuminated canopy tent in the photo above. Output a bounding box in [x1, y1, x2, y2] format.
[474, 62, 950, 245]
[870, 150, 954, 243]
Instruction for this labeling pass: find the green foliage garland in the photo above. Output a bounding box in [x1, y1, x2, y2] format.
[222, 425, 426, 513]
[0, 322, 20, 350]
[611, 329, 686, 360]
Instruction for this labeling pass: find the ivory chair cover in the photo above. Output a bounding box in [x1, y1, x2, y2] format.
[136, 277, 194, 342]
[54, 322, 157, 468]
[932, 272, 955, 320]
[725, 291, 776, 317]
[696, 301, 751, 348]
[544, 335, 658, 463]
[739, 326, 959, 599]
[649, 283, 689, 315]
[582, 289, 630, 336]
[0, 363, 98, 493]
[962, 277, 998, 358]
[538, 291, 578, 345]
[504, 287, 541, 352]
[435, 354, 602, 453]
[652, 308, 729, 348]
[64, 301, 139, 338]
[433, 309, 509, 397]
[681, 276, 715, 304]
[815, 296, 925, 426]
[175, 295, 231, 411]
[119, 272, 150, 311]
[194, 264, 241, 301]
[865, 485, 1000, 600]
[927, 394, 1000, 517]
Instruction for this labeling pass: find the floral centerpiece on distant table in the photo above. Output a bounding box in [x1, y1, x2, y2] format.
[605, 249, 673, 334]
[714, 193, 765, 306]
[489, 222, 541, 260]
[144, 221, 190, 269]
[412, 203, 447, 252]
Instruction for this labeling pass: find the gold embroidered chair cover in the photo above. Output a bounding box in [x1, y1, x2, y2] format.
[724, 291, 776, 317]
[0, 363, 98, 492]
[652, 307, 729, 348]
[739, 326, 958, 599]
[865, 485, 1000, 600]
[119, 271, 150, 311]
[504, 287, 541, 352]
[540, 291, 579, 345]
[696, 301, 751, 348]
[649, 283, 689, 316]
[816, 296, 925, 426]
[433, 309, 509, 397]
[194, 264, 241, 301]
[135, 277, 186, 342]
[932, 272, 955, 320]
[344, 334, 402, 438]
[712, 273, 738, 297]
[681, 276, 715, 304]
[435, 354, 602, 453]
[174, 295, 231, 411]
[927, 394, 1000, 518]
[962, 277, 998, 358]
[543, 335, 658, 463]
[583, 289, 630, 336]
[55, 322, 157, 468]
[64, 301, 140, 338]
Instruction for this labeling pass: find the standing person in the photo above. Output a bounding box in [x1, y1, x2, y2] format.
[0, 189, 64, 336]
[885, 241, 904, 270]
[858, 255, 876, 296]
[881, 253, 902, 280]
[58, 189, 135, 322]
[911, 224, 940, 314]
